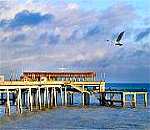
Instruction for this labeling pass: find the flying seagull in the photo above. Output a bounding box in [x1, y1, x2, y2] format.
[107, 31, 125, 46]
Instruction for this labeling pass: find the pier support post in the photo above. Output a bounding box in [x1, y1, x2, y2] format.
[54, 87, 57, 107]
[84, 93, 90, 106]
[0, 93, 3, 105]
[82, 93, 85, 106]
[132, 93, 136, 108]
[19, 88, 22, 113]
[43, 88, 46, 108]
[60, 87, 63, 106]
[6, 89, 10, 115]
[67, 92, 71, 105]
[64, 87, 67, 106]
[51, 88, 54, 106]
[38, 87, 42, 109]
[27, 90, 29, 109]
[24, 92, 27, 107]
[99, 93, 102, 105]
[46, 87, 50, 108]
[101, 92, 106, 106]
[17, 91, 20, 113]
[71, 93, 74, 105]
[82, 85, 85, 106]
[12, 93, 16, 106]
[122, 93, 126, 107]
[29, 88, 33, 111]
[110, 93, 114, 106]
[144, 93, 148, 107]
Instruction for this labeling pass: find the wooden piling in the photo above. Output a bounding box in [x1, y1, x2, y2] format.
[144, 93, 148, 107]
[64, 87, 67, 106]
[38, 87, 42, 109]
[19, 88, 22, 113]
[6, 89, 10, 115]
[29, 88, 33, 111]
[71, 93, 74, 105]
[35, 89, 38, 109]
[51, 88, 53, 106]
[82, 85, 85, 106]
[54, 87, 57, 107]
[60, 87, 63, 106]
[122, 93, 126, 107]
[46, 87, 50, 108]
[43, 88, 46, 107]
[132, 93, 136, 107]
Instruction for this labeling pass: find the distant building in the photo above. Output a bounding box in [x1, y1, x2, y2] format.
[0, 75, 4, 82]
[20, 71, 96, 81]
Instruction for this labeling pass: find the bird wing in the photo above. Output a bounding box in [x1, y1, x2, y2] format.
[116, 31, 125, 42]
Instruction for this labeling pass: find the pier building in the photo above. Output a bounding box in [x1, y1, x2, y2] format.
[20, 71, 96, 81]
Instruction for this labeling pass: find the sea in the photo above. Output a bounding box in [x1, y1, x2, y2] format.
[0, 83, 150, 130]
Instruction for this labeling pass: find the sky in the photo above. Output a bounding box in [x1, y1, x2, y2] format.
[0, 0, 150, 83]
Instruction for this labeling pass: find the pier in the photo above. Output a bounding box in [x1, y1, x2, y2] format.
[0, 80, 105, 115]
[0, 71, 148, 116]
[102, 89, 148, 107]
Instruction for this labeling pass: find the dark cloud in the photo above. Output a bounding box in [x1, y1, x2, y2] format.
[135, 27, 150, 42]
[0, 10, 54, 28]
[86, 25, 101, 37]
[11, 34, 26, 43]
[38, 32, 60, 45]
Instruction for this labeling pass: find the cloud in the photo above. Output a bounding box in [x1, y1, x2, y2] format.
[67, 3, 79, 10]
[135, 27, 150, 42]
[0, 10, 54, 28]
[0, 1, 149, 82]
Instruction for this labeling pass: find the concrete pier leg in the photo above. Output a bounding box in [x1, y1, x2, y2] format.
[27, 90, 29, 109]
[82, 92, 85, 106]
[110, 93, 114, 106]
[67, 92, 71, 105]
[84, 93, 90, 105]
[46, 87, 50, 108]
[132, 94, 136, 108]
[60, 87, 63, 106]
[121, 93, 123, 107]
[35, 89, 38, 109]
[71, 93, 74, 105]
[19, 88, 22, 114]
[25, 92, 28, 107]
[144, 93, 148, 107]
[12, 93, 16, 105]
[82, 85, 85, 106]
[64, 87, 67, 106]
[51, 88, 53, 106]
[33, 91, 36, 107]
[1, 93, 5, 105]
[17, 91, 20, 113]
[99, 93, 102, 105]
[122, 93, 126, 107]
[0, 93, 2, 105]
[22, 92, 26, 107]
[6, 89, 10, 115]
[29, 88, 33, 111]
[54, 87, 57, 107]
[38, 87, 42, 109]
[21, 92, 24, 107]
[102, 92, 107, 106]
[43, 88, 46, 107]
